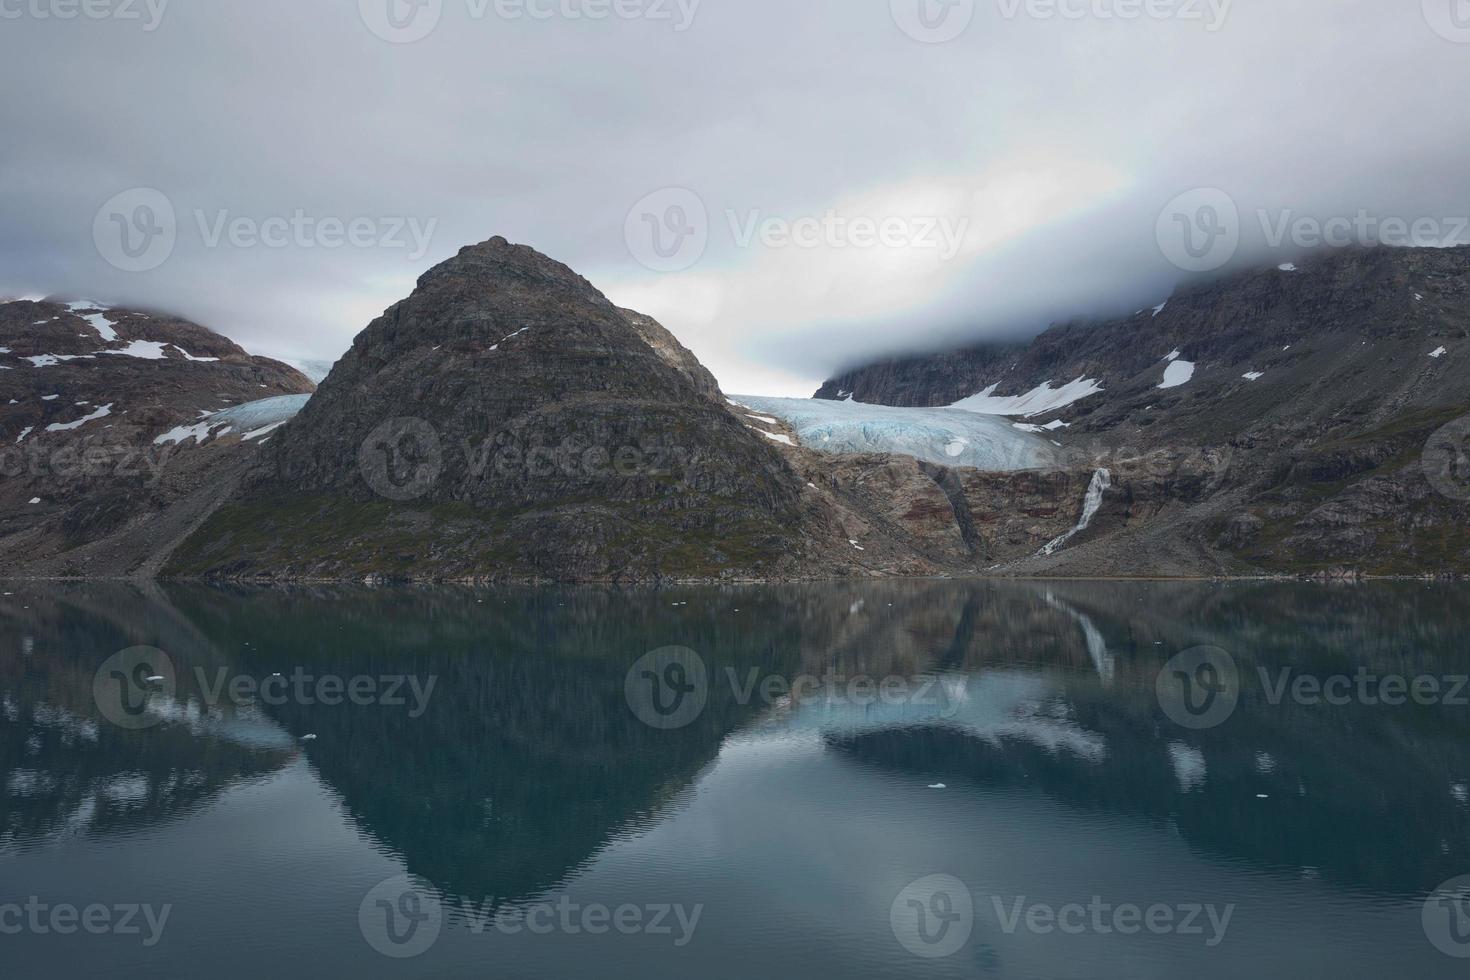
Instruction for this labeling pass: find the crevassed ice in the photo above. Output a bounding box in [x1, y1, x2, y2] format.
[154, 393, 311, 446]
[734, 395, 1059, 472]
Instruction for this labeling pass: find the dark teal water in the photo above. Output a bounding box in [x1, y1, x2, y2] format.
[3, 580, 1470, 978]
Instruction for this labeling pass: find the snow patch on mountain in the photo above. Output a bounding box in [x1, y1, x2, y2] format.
[950, 377, 1104, 418]
[46, 404, 112, 433]
[1430, 347, 1448, 359]
[735, 395, 1058, 471]
[78, 312, 118, 342]
[1159, 361, 1196, 389]
[1243, 371, 1264, 381]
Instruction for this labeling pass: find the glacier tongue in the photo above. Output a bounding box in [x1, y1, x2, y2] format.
[733, 395, 1060, 471]
[1040, 468, 1112, 556]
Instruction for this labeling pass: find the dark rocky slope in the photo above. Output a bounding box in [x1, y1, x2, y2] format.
[0, 300, 315, 578]
[816, 247, 1470, 576]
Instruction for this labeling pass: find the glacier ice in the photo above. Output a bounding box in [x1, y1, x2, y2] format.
[733, 395, 1059, 471]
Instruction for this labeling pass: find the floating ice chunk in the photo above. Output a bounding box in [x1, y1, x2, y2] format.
[1159, 361, 1196, 389]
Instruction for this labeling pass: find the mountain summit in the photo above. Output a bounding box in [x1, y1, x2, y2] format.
[171, 237, 866, 582]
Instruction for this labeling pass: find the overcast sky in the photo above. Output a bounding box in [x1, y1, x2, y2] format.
[2, 0, 1468, 394]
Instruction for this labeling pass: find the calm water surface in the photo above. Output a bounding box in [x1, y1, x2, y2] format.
[2, 580, 1469, 978]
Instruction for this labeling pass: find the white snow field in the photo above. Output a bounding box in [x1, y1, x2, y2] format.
[732, 395, 1059, 471]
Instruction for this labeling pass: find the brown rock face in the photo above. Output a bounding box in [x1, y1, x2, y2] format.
[171, 237, 882, 583]
[817, 247, 1470, 576]
[0, 299, 315, 578]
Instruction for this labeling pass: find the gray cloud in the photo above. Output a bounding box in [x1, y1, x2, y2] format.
[2, 0, 1468, 394]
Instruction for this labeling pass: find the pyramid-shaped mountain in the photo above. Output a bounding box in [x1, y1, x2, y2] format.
[170, 237, 857, 582]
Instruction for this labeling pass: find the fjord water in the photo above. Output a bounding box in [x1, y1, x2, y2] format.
[3, 581, 1469, 978]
